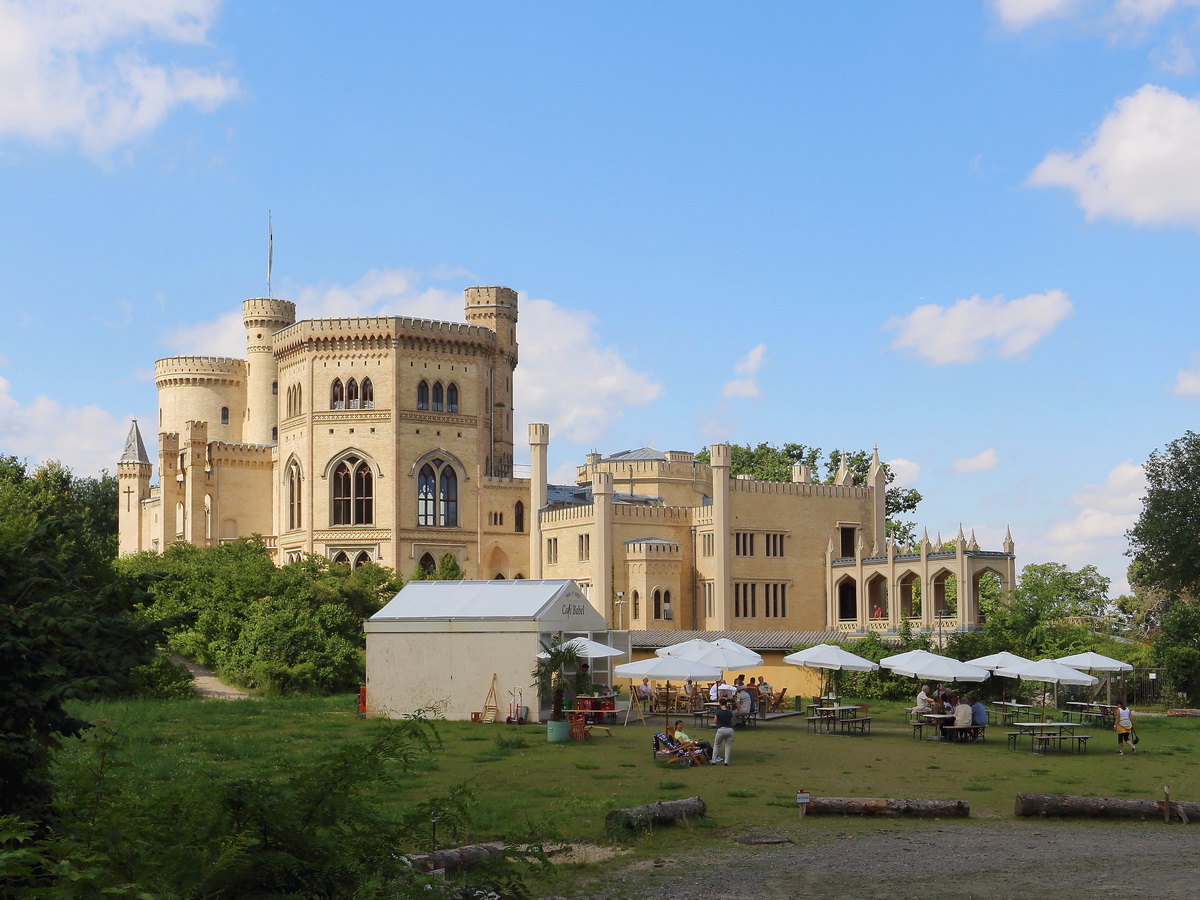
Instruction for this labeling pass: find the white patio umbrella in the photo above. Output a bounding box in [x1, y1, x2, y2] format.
[613, 656, 723, 726]
[967, 651, 1033, 702]
[784, 643, 879, 701]
[656, 638, 764, 670]
[994, 658, 1099, 720]
[1054, 651, 1132, 703]
[880, 650, 991, 683]
[537, 637, 625, 659]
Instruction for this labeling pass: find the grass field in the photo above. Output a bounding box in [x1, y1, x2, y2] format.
[62, 695, 1200, 847]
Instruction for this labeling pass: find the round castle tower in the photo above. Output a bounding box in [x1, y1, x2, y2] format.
[243, 298, 297, 444]
[155, 356, 248, 443]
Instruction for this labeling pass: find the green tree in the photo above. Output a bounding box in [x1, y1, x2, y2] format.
[696, 441, 922, 542]
[531, 638, 591, 721]
[409, 552, 466, 582]
[0, 518, 178, 822]
[1128, 430, 1200, 597]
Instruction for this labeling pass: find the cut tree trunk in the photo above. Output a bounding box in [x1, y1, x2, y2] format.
[403, 842, 505, 873]
[1015, 792, 1198, 823]
[804, 798, 970, 818]
[606, 796, 707, 831]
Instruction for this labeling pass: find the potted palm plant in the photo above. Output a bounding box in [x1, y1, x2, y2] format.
[532, 637, 593, 742]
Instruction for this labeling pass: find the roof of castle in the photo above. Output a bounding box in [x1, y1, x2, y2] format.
[629, 629, 878, 651]
[602, 447, 668, 461]
[120, 420, 150, 464]
[546, 483, 664, 508]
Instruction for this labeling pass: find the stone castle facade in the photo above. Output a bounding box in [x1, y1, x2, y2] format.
[118, 286, 1016, 635]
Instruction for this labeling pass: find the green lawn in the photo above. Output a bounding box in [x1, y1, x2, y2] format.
[62, 695, 1198, 847]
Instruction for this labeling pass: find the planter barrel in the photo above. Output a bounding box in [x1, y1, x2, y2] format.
[546, 719, 571, 742]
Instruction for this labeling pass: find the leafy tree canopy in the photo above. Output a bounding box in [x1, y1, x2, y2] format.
[1128, 429, 1200, 597]
[695, 441, 922, 542]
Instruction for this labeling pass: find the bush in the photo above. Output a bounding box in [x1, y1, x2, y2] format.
[127, 654, 196, 700]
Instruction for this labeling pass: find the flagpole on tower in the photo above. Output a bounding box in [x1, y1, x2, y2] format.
[267, 212, 273, 299]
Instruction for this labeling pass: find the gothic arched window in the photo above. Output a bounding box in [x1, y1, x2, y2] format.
[331, 455, 373, 526]
[347, 378, 360, 409]
[514, 500, 525, 533]
[287, 462, 302, 531]
[354, 551, 372, 568]
[446, 383, 459, 413]
[331, 380, 345, 410]
[417, 457, 458, 527]
[432, 382, 444, 412]
[417, 380, 429, 410]
[362, 378, 374, 409]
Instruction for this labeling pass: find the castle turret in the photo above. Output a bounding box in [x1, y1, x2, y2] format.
[117, 420, 152, 555]
[243, 298, 296, 445]
[155, 356, 247, 443]
[465, 287, 518, 476]
[529, 423, 549, 578]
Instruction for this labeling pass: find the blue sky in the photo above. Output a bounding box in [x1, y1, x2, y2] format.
[4, 0, 1200, 595]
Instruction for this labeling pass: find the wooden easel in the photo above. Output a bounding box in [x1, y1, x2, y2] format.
[481, 674, 499, 723]
[623, 678, 646, 726]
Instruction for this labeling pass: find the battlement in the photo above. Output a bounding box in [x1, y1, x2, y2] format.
[612, 505, 696, 523]
[274, 315, 497, 350]
[464, 285, 518, 310]
[730, 478, 871, 500]
[543, 504, 597, 524]
[243, 297, 297, 328]
[623, 539, 681, 557]
[155, 357, 247, 381]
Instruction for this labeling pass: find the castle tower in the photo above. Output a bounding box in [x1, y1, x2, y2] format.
[592, 470, 613, 623]
[155, 356, 247, 443]
[464, 287, 518, 476]
[242, 298, 296, 445]
[710, 443, 732, 630]
[117, 420, 152, 555]
[529, 423, 549, 578]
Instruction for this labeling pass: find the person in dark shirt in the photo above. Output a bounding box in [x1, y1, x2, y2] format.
[712, 699, 735, 765]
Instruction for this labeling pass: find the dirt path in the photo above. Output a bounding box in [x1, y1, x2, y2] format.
[574, 819, 1199, 899]
[169, 654, 253, 700]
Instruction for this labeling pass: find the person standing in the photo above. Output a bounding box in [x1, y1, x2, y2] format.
[712, 699, 735, 765]
[1115, 700, 1135, 755]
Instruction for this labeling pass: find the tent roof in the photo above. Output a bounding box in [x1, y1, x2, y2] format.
[371, 579, 603, 626]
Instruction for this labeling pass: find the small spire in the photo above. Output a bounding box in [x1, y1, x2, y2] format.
[120, 419, 150, 464]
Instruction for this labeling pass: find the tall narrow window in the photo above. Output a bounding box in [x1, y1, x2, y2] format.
[220, 406, 229, 425]
[653, 589, 662, 619]
[362, 378, 374, 409]
[287, 462, 302, 530]
[432, 382, 444, 412]
[347, 378, 360, 409]
[417, 380, 429, 410]
[417, 458, 458, 527]
[514, 500, 525, 533]
[331, 456, 373, 526]
[632, 590, 640, 620]
[331, 380, 345, 410]
[446, 383, 459, 413]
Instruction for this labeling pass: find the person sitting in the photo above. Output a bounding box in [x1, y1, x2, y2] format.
[952, 694, 973, 740]
[745, 678, 761, 714]
[914, 684, 932, 715]
[709, 678, 724, 702]
[970, 695, 988, 733]
[735, 684, 754, 723]
[637, 677, 654, 704]
[716, 679, 737, 701]
[668, 720, 713, 760]
[757, 677, 774, 709]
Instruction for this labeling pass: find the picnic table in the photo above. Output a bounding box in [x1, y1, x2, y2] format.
[993, 701, 1037, 724]
[1065, 701, 1116, 727]
[1009, 721, 1090, 753]
[808, 705, 862, 734]
[918, 712, 955, 741]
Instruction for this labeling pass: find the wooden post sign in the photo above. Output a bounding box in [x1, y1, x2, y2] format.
[796, 790, 812, 818]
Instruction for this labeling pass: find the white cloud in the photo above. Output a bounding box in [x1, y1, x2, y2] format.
[1172, 357, 1200, 395]
[1112, 0, 1193, 27]
[1152, 32, 1197, 73]
[1037, 460, 1145, 590]
[721, 343, 768, 398]
[993, 0, 1080, 29]
[0, 0, 238, 154]
[951, 448, 999, 474]
[884, 290, 1072, 365]
[0, 372, 130, 477]
[161, 268, 663, 446]
[1029, 85, 1200, 226]
[886, 457, 921, 486]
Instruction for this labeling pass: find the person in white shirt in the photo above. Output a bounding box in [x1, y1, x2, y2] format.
[914, 685, 932, 714]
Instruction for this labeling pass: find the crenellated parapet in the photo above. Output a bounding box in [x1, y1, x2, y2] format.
[154, 356, 247, 384]
[730, 478, 871, 500]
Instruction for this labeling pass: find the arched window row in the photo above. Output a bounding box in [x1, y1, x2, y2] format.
[332, 455, 373, 526]
[332, 550, 374, 568]
[417, 457, 458, 527]
[416, 380, 459, 413]
[286, 384, 304, 418]
[329, 378, 375, 410]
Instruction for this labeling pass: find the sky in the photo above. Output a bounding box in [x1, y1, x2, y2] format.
[3, 0, 1200, 596]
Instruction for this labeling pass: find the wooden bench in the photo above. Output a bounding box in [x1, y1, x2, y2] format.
[942, 724, 987, 743]
[806, 715, 832, 733]
[1034, 734, 1079, 752]
[910, 720, 927, 740]
[839, 716, 872, 735]
[1072, 735, 1091, 753]
[1005, 731, 1022, 750]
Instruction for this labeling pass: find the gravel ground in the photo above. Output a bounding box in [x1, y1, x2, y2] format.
[566, 819, 1199, 899]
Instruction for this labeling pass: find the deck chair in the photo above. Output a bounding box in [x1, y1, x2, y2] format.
[652, 732, 706, 766]
[770, 687, 789, 713]
[568, 712, 590, 742]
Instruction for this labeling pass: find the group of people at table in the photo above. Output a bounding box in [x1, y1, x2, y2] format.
[637, 674, 773, 718]
[914, 684, 988, 742]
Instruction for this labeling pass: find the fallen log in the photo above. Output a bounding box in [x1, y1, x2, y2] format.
[1015, 792, 1200, 822]
[403, 842, 505, 873]
[804, 798, 969, 818]
[606, 796, 707, 831]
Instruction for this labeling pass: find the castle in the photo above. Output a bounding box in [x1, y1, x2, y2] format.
[118, 287, 1016, 636]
